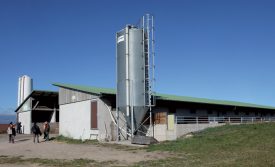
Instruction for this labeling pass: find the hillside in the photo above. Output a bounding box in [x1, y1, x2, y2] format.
[138, 123, 275, 167]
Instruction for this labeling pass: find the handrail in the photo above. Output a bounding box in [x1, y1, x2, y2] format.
[176, 116, 275, 124]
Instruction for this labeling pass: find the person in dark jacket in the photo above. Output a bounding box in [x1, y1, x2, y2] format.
[11, 124, 16, 143]
[31, 122, 41, 143]
[16, 122, 22, 134]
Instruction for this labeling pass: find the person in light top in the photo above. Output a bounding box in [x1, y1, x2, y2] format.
[43, 121, 50, 141]
[7, 122, 15, 143]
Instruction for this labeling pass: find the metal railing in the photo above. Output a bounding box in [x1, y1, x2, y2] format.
[176, 116, 275, 124]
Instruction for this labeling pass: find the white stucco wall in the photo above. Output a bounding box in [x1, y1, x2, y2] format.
[18, 111, 31, 134]
[152, 124, 167, 141]
[59, 98, 115, 141]
[60, 100, 94, 140]
[151, 124, 177, 141]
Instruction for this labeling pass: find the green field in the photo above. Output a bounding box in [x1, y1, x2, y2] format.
[137, 123, 275, 167]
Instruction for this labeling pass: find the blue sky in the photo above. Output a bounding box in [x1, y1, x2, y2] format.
[1, 0, 275, 114]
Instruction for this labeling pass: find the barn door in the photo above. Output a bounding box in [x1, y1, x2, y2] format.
[91, 101, 97, 129]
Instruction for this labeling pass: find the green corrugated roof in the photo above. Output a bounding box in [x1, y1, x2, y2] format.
[155, 93, 275, 110]
[53, 82, 275, 110]
[53, 83, 116, 95]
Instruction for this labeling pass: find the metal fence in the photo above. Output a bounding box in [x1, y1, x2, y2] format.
[176, 116, 275, 124]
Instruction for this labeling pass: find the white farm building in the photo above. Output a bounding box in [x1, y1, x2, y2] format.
[53, 82, 275, 142]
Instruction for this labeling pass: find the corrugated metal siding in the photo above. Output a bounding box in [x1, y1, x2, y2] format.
[59, 88, 97, 105]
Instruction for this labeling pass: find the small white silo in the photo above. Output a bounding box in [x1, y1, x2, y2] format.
[17, 75, 33, 134]
[17, 77, 22, 106]
[17, 75, 33, 108]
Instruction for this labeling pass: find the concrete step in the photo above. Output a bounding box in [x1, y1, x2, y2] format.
[131, 135, 158, 145]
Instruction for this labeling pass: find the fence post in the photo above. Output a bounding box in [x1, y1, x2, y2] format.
[261, 117, 263, 123]
[252, 117, 254, 123]
[241, 117, 243, 123]
[229, 117, 231, 124]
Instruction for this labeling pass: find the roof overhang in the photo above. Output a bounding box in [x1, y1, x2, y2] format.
[14, 90, 58, 113]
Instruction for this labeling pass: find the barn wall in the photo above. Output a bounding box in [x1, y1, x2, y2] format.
[18, 111, 31, 134]
[60, 99, 94, 140]
[59, 97, 115, 141]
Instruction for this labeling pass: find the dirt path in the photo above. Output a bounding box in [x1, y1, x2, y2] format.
[0, 134, 169, 166]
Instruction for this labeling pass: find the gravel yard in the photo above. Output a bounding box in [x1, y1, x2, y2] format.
[0, 134, 169, 166]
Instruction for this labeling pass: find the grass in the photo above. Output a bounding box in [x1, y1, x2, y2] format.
[54, 135, 142, 151]
[54, 135, 99, 144]
[0, 156, 118, 167]
[136, 122, 275, 167]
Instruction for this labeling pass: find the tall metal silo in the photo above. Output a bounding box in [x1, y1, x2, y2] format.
[116, 14, 155, 139]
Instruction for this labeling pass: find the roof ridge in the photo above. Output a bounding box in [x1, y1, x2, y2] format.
[52, 82, 275, 110]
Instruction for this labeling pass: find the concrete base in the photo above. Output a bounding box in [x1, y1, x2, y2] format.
[176, 123, 225, 138]
[131, 135, 158, 145]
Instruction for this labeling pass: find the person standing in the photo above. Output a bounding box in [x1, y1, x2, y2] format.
[7, 122, 13, 143]
[19, 122, 22, 134]
[11, 124, 16, 143]
[16, 122, 20, 133]
[43, 121, 50, 141]
[31, 122, 41, 143]
[17, 122, 22, 134]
